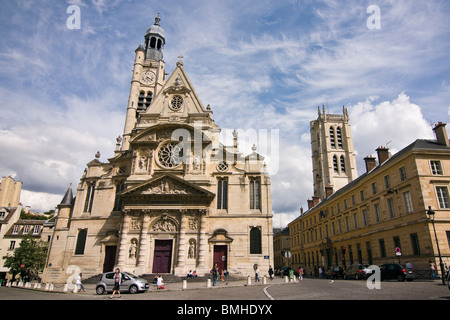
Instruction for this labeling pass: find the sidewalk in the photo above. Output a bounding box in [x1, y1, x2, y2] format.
[32, 275, 293, 294]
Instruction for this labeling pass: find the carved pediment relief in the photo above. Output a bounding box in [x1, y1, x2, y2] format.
[121, 174, 215, 204]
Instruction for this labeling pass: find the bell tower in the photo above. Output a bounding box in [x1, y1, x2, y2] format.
[122, 15, 166, 151]
[310, 106, 358, 200]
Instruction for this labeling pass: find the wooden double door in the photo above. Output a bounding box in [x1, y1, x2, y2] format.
[152, 240, 173, 274]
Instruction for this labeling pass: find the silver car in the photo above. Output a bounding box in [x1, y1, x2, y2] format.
[96, 271, 149, 294]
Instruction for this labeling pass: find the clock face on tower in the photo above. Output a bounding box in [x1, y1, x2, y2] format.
[141, 70, 156, 85]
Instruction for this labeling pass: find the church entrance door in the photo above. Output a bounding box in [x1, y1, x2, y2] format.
[152, 240, 173, 273]
[103, 246, 117, 273]
[213, 245, 228, 272]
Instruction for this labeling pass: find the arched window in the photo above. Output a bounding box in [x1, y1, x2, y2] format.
[330, 127, 336, 148]
[157, 39, 162, 50]
[75, 229, 88, 255]
[340, 156, 346, 173]
[150, 37, 156, 49]
[145, 92, 152, 108]
[217, 178, 228, 210]
[337, 127, 343, 148]
[333, 155, 339, 173]
[83, 182, 95, 213]
[250, 227, 262, 254]
[249, 178, 261, 210]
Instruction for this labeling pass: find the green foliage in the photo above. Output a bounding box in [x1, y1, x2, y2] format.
[2, 235, 47, 280]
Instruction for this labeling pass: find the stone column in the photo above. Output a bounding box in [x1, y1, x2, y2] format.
[197, 211, 208, 275]
[116, 213, 131, 268]
[136, 213, 151, 273]
[174, 213, 188, 275]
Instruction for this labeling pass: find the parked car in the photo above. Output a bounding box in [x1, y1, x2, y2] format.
[326, 266, 344, 279]
[343, 264, 373, 280]
[96, 271, 149, 294]
[379, 263, 414, 282]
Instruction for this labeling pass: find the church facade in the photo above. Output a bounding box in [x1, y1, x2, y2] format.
[43, 17, 273, 283]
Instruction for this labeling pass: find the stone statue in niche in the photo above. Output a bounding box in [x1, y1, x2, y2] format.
[188, 239, 196, 259]
[129, 238, 138, 258]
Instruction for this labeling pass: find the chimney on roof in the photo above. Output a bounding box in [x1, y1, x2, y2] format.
[312, 196, 320, 207]
[325, 185, 334, 198]
[376, 146, 390, 165]
[433, 122, 449, 147]
[307, 199, 314, 210]
[364, 156, 377, 172]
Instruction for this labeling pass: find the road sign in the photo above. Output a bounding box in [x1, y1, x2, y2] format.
[284, 251, 292, 259]
[395, 247, 401, 256]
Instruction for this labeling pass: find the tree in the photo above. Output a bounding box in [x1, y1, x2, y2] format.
[2, 235, 47, 281]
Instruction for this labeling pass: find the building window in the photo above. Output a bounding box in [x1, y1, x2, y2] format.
[399, 166, 407, 181]
[362, 209, 369, 227]
[0, 212, 5, 220]
[249, 178, 261, 210]
[9, 241, 15, 250]
[384, 175, 391, 189]
[249, 227, 262, 254]
[387, 198, 396, 218]
[379, 239, 386, 257]
[410, 233, 421, 255]
[371, 182, 377, 195]
[402, 191, 413, 213]
[217, 178, 228, 210]
[430, 160, 443, 175]
[32, 225, 40, 235]
[353, 212, 358, 229]
[436, 186, 449, 209]
[113, 181, 125, 211]
[83, 183, 95, 213]
[12, 225, 19, 234]
[374, 203, 381, 222]
[75, 229, 88, 255]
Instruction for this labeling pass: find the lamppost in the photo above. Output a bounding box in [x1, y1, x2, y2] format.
[427, 206, 446, 285]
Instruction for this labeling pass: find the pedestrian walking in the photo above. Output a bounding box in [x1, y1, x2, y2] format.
[255, 265, 260, 282]
[75, 272, 85, 292]
[268, 266, 274, 280]
[319, 266, 323, 279]
[109, 268, 121, 299]
[156, 275, 164, 289]
[430, 261, 437, 280]
[212, 264, 219, 286]
[298, 267, 303, 280]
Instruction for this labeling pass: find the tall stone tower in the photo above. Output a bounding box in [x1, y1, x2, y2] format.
[310, 106, 358, 200]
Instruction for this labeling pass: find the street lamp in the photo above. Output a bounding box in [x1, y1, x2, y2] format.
[427, 206, 446, 285]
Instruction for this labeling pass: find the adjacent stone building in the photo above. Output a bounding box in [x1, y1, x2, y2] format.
[43, 17, 273, 283]
[290, 111, 450, 276]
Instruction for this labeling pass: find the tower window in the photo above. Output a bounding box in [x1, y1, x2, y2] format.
[145, 92, 152, 108]
[333, 155, 338, 173]
[337, 127, 343, 148]
[340, 156, 346, 173]
[330, 127, 336, 148]
[150, 37, 156, 49]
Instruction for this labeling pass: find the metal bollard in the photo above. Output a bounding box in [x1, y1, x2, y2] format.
[182, 279, 187, 290]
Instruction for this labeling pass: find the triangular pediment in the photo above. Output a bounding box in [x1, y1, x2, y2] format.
[143, 64, 211, 117]
[121, 174, 214, 203]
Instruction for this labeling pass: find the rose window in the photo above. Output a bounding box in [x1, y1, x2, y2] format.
[171, 95, 183, 111]
[158, 142, 183, 168]
[217, 161, 228, 172]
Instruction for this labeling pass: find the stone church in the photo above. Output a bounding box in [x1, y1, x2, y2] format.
[43, 16, 273, 283]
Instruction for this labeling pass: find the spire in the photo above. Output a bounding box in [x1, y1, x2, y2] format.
[145, 14, 165, 61]
[59, 184, 73, 207]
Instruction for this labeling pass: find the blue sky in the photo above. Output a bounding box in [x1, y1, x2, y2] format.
[0, 0, 449, 226]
